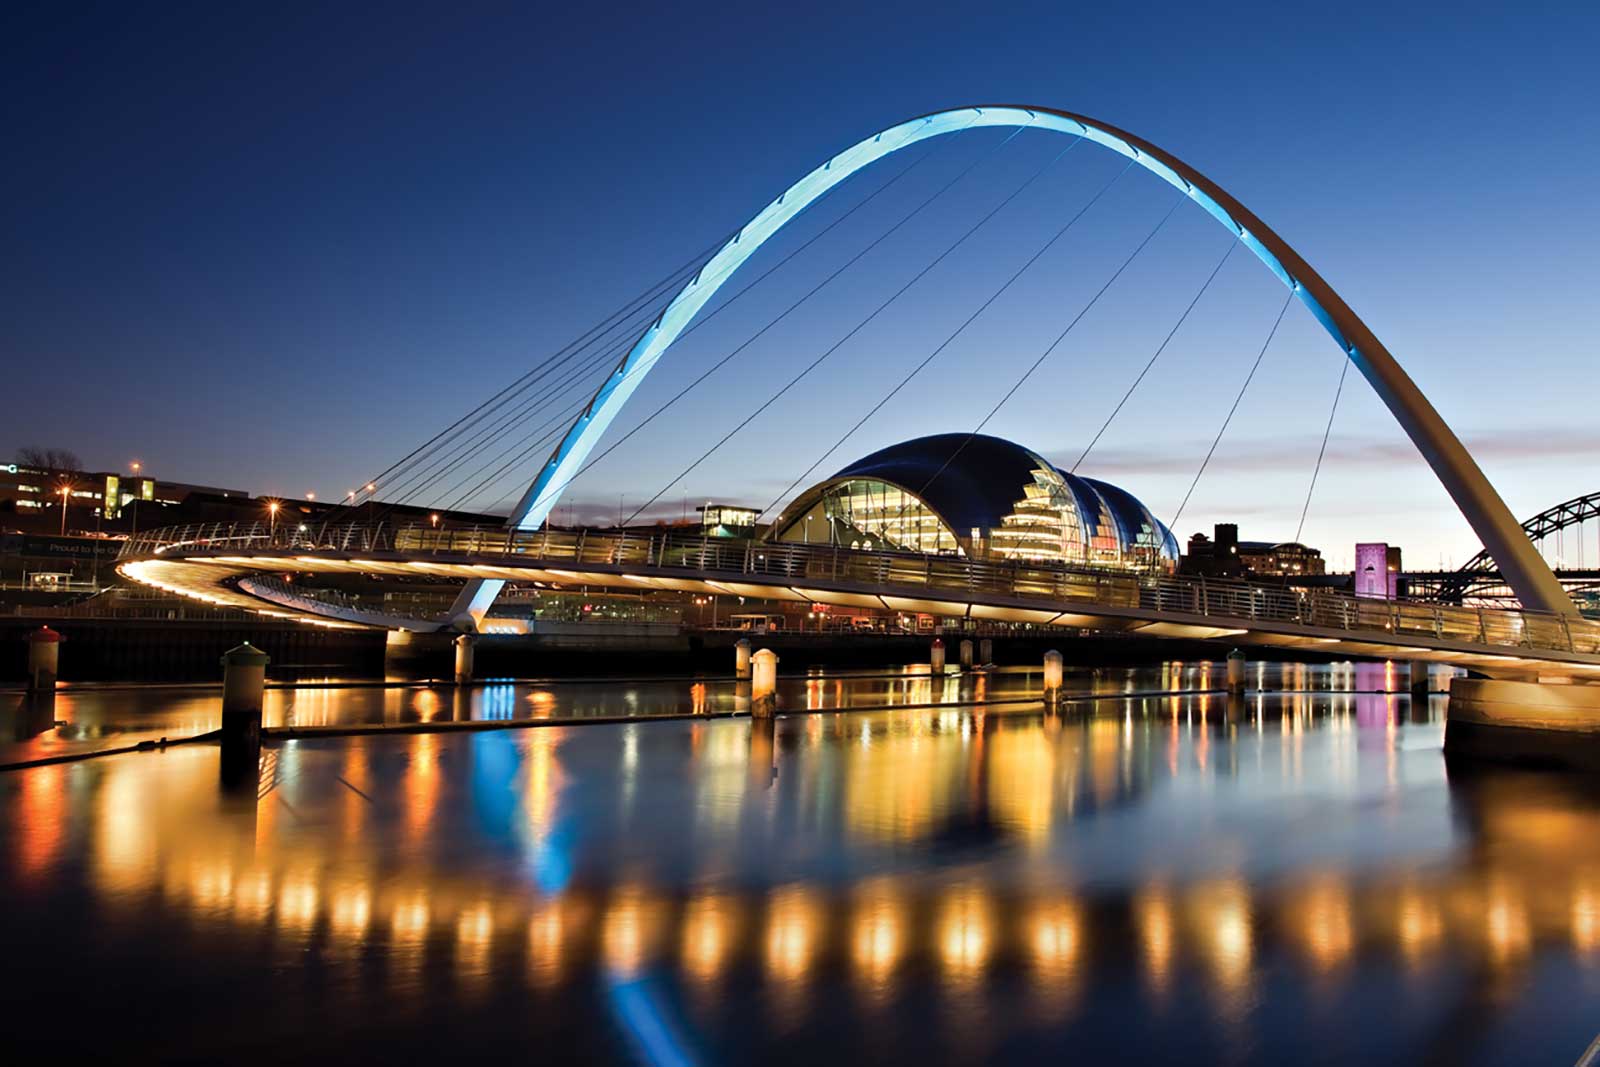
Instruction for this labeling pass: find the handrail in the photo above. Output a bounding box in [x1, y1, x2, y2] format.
[118, 521, 1600, 657]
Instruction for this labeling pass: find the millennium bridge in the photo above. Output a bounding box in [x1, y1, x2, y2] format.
[114, 103, 1600, 755]
[118, 520, 1600, 683]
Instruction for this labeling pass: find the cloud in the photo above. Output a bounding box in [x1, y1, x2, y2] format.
[1054, 428, 1600, 478]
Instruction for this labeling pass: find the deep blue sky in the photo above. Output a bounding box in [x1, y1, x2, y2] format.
[6, 1, 1598, 567]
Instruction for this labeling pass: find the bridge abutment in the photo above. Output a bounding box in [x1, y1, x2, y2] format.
[1445, 679, 1600, 771]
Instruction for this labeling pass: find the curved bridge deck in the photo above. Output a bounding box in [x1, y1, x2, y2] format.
[118, 523, 1600, 679]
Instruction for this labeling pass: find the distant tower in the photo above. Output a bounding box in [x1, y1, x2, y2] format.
[1355, 542, 1401, 599]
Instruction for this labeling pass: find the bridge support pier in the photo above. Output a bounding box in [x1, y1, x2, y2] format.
[454, 635, 475, 687]
[1409, 661, 1431, 703]
[1445, 679, 1600, 771]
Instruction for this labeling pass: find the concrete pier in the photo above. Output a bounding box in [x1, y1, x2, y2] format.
[1445, 679, 1600, 770]
[1409, 660, 1431, 701]
[454, 634, 475, 686]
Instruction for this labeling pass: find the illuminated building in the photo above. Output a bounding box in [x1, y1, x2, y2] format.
[1355, 542, 1403, 599]
[769, 433, 1177, 571]
[1183, 522, 1325, 578]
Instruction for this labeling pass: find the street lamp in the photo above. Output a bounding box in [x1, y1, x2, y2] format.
[57, 483, 71, 536]
[128, 461, 142, 535]
[267, 500, 280, 537]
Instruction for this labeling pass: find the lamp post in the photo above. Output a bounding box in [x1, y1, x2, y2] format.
[267, 500, 280, 538]
[57, 483, 70, 536]
[128, 461, 141, 535]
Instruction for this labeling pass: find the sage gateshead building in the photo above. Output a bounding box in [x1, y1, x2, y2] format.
[767, 433, 1178, 572]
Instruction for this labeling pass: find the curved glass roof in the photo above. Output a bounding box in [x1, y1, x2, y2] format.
[771, 433, 1177, 568]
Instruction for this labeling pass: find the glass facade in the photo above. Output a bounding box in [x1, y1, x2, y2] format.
[774, 479, 961, 555]
[770, 435, 1177, 574]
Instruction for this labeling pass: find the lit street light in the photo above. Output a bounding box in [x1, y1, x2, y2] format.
[57, 483, 71, 536]
[267, 500, 280, 537]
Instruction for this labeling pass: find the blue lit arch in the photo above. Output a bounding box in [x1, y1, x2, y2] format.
[453, 106, 1570, 623]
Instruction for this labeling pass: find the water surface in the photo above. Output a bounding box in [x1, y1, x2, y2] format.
[3, 661, 1596, 1064]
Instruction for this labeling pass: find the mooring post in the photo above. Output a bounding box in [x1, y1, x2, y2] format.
[1226, 648, 1246, 696]
[930, 637, 946, 674]
[454, 634, 475, 687]
[751, 649, 778, 717]
[735, 637, 752, 680]
[979, 637, 993, 668]
[25, 626, 61, 692]
[959, 639, 974, 672]
[220, 642, 269, 786]
[1043, 649, 1063, 708]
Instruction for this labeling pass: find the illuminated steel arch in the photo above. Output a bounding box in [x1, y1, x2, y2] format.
[452, 105, 1572, 625]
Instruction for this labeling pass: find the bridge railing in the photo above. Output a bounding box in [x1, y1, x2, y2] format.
[120, 521, 1600, 658]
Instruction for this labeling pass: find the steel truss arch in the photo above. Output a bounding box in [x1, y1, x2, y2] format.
[452, 105, 1572, 625]
[1458, 490, 1600, 573]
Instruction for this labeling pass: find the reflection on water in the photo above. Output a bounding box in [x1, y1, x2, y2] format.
[3, 664, 1600, 1063]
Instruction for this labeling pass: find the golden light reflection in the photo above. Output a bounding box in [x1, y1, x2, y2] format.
[1396, 888, 1442, 965]
[330, 880, 372, 941]
[939, 886, 991, 984]
[1572, 884, 1600, 953]
[1293, 877, 1354, 974]
[1029, 899, 1081, 977]
[681, 893, 736, 985]
[765, 885, 822, 983]
[406, 734, 439, 840]
[1137, 886, 1176, 996]
[457, 901, 495, 984]
[1485, 884, 1530, 965]
[851, 879, 904, 989]
[528, 901, 567, 987]
[1189, 880, 1252, 1003]
[603, 889, 662, 978]
[276, 873, 319, 935]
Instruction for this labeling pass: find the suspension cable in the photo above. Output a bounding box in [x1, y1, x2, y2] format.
[345, 232, 728, 508]
[1166, 288, 1294, 536]
[618, 124, 1077, 526]
[758, 145, 1138, 522]
[901, 193, 1184, 519]
[362, 124, 964, 520]
[1071, 237, 1239, 474]
[1293, 357, 1349, 546]
[358, 125, 960, 524]
[513, 121, 1032, 525]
